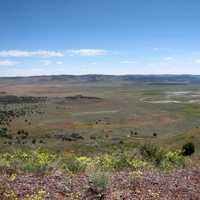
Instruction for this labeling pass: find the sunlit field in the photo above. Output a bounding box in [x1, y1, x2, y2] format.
[0, 76, 200, 153]
[0, 76, 199, 199]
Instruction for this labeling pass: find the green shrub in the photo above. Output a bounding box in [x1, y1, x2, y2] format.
[23, 163, 44, 173]
[94, 152, 135, 170]
[94, 154, 114, 170]
[139, 143, 165, 166]
[161, 150, 185, 169]
[112, 152, 132, 169]
[0, 127, 8, 137]
[182, 142, 195, 156]
[32, 139, 36, 144]
[22, 149, 56, 174]
[128, 159, 147, 170]
[61, 155, 91, 173]
[89, 171, 111, 190]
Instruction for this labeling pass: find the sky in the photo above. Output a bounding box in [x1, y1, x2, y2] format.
[1, 0, 200, 76]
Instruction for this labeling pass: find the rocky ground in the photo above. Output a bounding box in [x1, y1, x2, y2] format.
[0, 166, 200, 200]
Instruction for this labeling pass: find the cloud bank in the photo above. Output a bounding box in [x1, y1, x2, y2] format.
[0, 49, 109, 57]
[66, 49, 108, 56]
[0, 50, 64, 57]
[0, 60, 19, 66]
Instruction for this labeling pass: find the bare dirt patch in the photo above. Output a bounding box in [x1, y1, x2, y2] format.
[128, 113, 177, 127]
[37, 119, 75, 129]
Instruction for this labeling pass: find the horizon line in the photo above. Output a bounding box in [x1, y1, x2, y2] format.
[0, 73, 199, 78]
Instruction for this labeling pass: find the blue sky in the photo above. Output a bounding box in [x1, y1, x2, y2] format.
[1, 0, 200, 76]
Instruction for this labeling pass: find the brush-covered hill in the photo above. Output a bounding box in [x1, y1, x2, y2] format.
[1, 74, 200, 84]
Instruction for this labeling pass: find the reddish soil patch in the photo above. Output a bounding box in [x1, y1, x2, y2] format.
[128, 113, 177, 128]
[35, 118, 75, 129]
[95, 99, 116, 107]
[45, 120, 75, 129]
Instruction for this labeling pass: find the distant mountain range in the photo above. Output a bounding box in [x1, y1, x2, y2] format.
[1, 74, 200, 84]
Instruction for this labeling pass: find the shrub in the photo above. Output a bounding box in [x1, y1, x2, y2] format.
[23, 163, 44, 173]
[94, 154, 114, 170]
[161, 150, 185, 169]
[112, 152, 132, 169]
[62, 155, 91, 174]
[182, 142, 195, 156]
[153, 132, 157, 137]
[129, 159, 147, 170]
[94, 152, 135, 170]
[22, 149, 56, 174]
[39, 140, 44, 143]
[139, 143, 165, 166]
[32, 139, 36, 144]
[0, 127, 8, 137]
[89, 171, 111, 190]
[33, 149, 55, 166]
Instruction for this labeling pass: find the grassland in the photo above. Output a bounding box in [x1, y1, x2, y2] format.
[0, 77, 200, 153]
[0, 75, 200, 199]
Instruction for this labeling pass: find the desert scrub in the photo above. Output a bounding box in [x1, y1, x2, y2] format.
[161, 150, 185, 169]
[0, 151, 32, 172]
[61, 155, 92, 174]
[93, 151, 140, 171]
[182, 142, 195, 156]
[22, 149, 56, 174]
[0, 147, 188, 175]
[139, 143, 165, 166]
[139, 143, 186, 169]
[0, 153, 13, 168]
[33, 149, 55, 166]
[0, 149, 56, 174]
[89, 170, 111, 190]
[94, 154, 114, 170]
[111, 152, 133, 170]
[128, 159, 147, 170]
[87, 170, 111, 200]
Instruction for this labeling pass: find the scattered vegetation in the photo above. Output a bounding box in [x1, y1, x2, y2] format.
[139, 143, 186, 168]
[88, 170, 111, 199]
[0, 95, 47, 105]
[0, 77, 199, 199]
[139, 143, 165, 166]
[0, 143, 188, 176]
[182, 142, 195, 156]
[0, 127, 8, 137]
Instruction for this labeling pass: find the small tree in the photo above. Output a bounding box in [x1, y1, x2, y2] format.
[139, 143, 165, 166]
[32, 139, 36, 144]
[0, 127, 8, 137]
[182, 142, 195, 156]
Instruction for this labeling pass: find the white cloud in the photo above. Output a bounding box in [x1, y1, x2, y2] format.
[41, 60, 64, 65]
[56, 61, 63, 65]
[41, 60, 52, 66]
[194, 59, 200, 64]
[120, 60, 137, 64]
[0, 49, 109, 57]
[0, 60, 19, 66]
[67, 49, 108, 56]
[90, 62, 97, 65]
[163, 57, 174, 61]
[0, 50, 64, 57]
